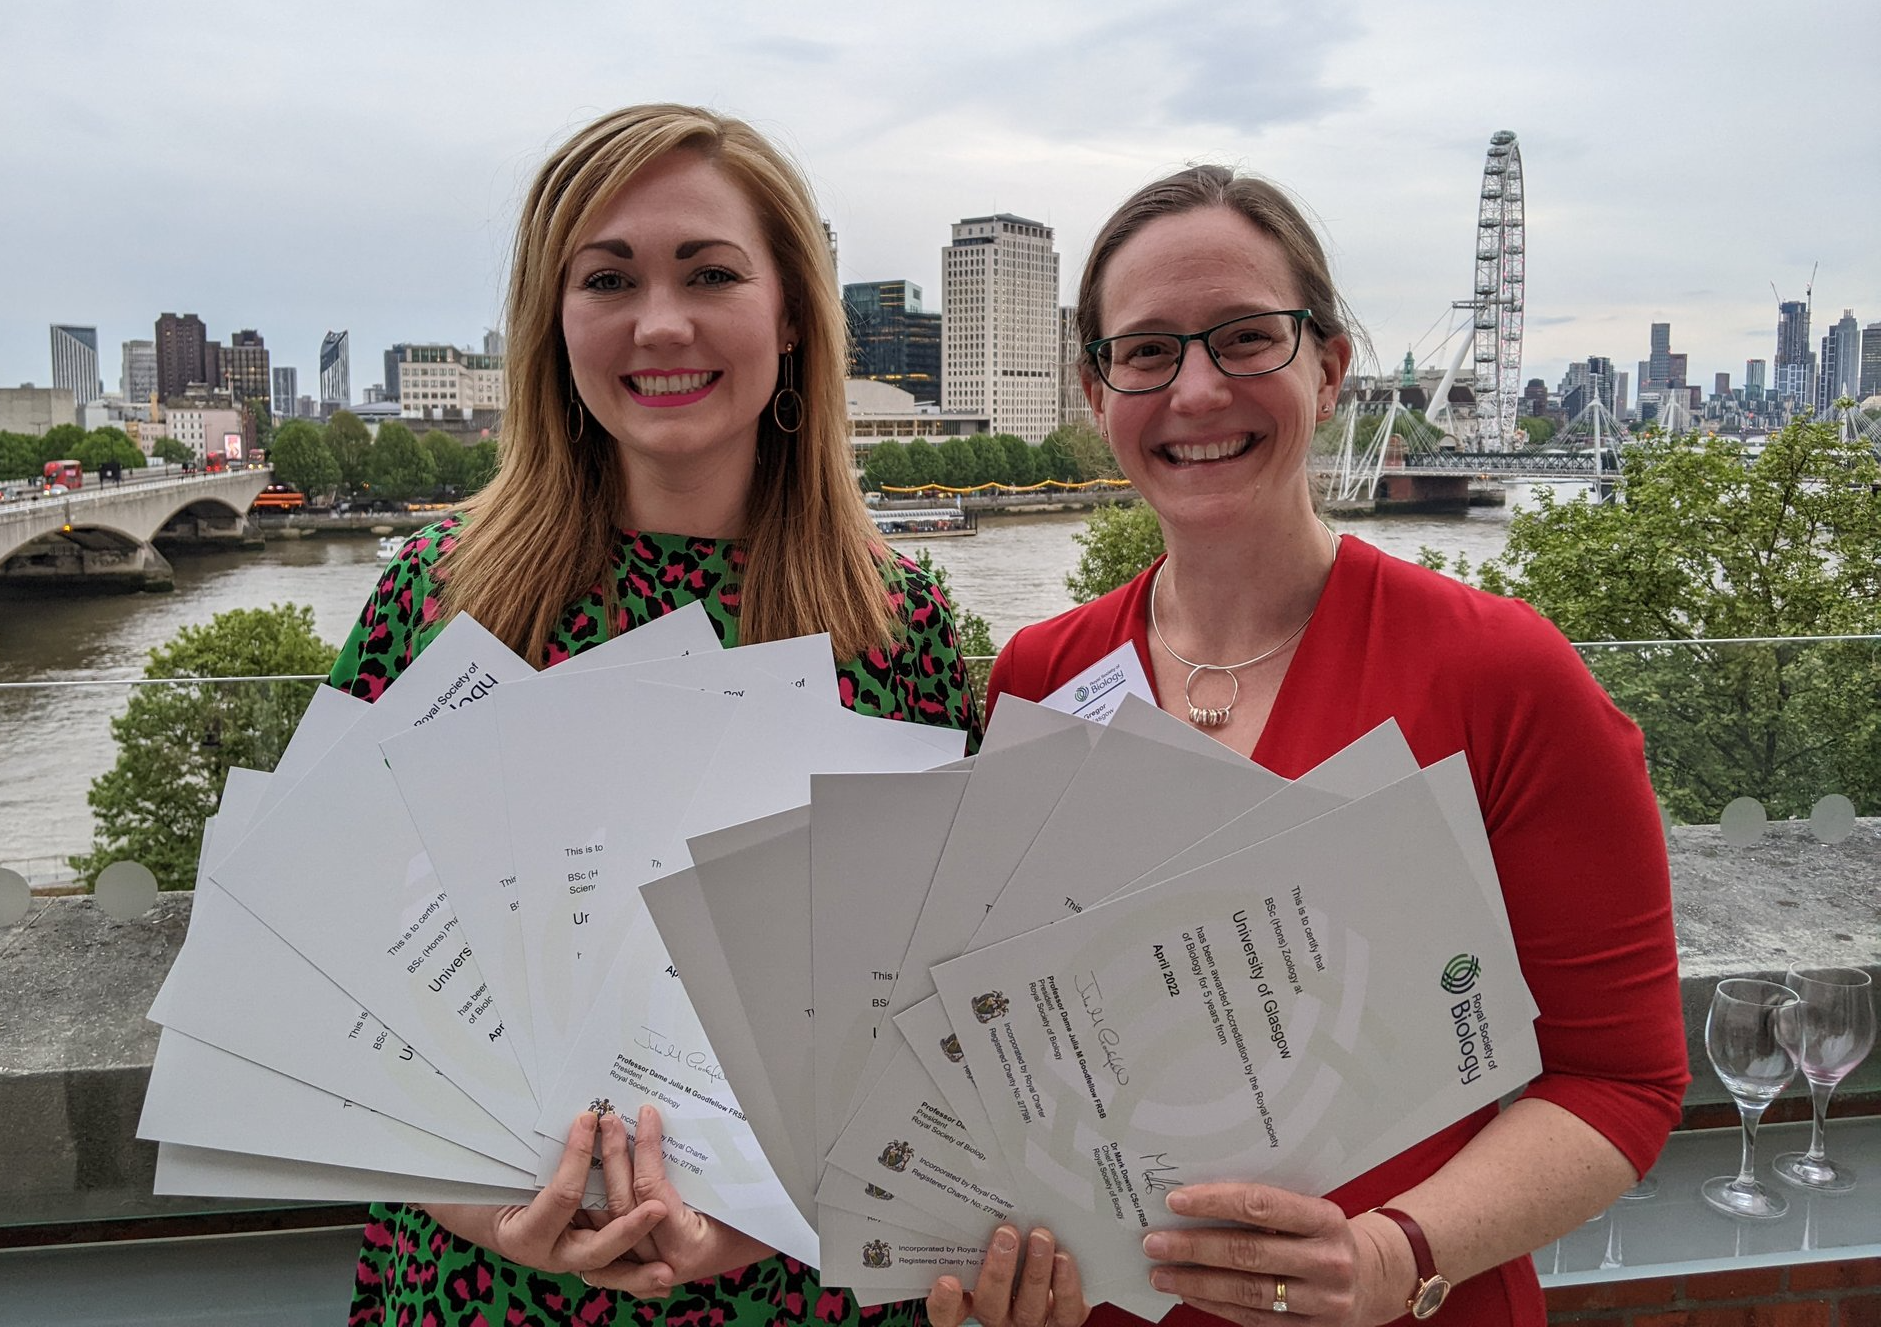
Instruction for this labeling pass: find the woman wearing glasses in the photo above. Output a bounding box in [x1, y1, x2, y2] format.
[973, 168, 1689, 1326]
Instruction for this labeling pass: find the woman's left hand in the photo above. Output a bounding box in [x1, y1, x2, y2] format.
[578, 1106, 777, 1297]
[1143, 1184, 1396, 1326]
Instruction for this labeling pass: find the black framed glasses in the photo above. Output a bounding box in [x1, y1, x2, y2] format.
[1086, 309, 1315, 394]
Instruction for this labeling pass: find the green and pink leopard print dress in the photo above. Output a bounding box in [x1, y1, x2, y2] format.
[328, 518, 978, 1327]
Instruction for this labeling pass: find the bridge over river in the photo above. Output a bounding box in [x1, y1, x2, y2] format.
[0, 469, 272, 590]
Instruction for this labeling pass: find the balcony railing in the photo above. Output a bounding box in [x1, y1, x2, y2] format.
[2, 636, 1876, 1314]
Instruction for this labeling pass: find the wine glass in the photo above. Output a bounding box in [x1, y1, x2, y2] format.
[1702, 978, 1802, 1219]
[1773, 965, 1875, 1194]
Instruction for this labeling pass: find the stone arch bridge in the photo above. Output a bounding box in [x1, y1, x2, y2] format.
[0, 470, 271, 590]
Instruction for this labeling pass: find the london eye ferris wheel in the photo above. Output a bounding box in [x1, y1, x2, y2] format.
[1470, 131, 1525, 450]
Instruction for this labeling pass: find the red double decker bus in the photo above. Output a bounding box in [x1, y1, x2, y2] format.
[43, 459, 82, 490]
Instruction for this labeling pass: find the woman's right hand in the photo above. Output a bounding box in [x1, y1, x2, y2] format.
[423, 1110, 671, 1276]
[928, 1225, 1089, 1327]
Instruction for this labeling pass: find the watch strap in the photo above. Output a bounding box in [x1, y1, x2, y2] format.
[1371, 1207, 1435, 1282]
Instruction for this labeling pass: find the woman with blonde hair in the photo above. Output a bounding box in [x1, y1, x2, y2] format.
[328, 103, 991, 1327]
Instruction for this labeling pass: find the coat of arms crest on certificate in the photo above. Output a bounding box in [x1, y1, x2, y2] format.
[588, 1097, 615, 1118]
[878, 1139, 915, 1172]
[864, 1183, 894, 1200]
[972, 991, 1010, 1024]
[862, 1239, 893, 1268]
[940, 1033, 965, 1063]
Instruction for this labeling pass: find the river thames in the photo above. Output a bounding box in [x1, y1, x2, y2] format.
[0, 491, 1568, 872]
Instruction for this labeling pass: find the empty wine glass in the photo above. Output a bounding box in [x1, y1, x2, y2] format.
[1702, 978, 1802, 1219]
[1773, 965, 1875, 1194]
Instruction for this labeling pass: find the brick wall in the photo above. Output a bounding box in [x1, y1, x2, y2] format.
[1546, 1257, 1881, 1325]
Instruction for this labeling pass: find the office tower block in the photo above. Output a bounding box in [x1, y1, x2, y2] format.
[1775, 300, 1811, 403]
[155, 312, 209, 401]
[392, 343, 506, 417]
[942, 213, 1060, 442]
[844, 280, 943, 405]
[483, 328, 506, 358]
[1060, 305, 1094, 427]
[121, 339, 157, 403]
[50, 325, 102, 405]
[1861, 325, 1881, 399]
[1648, 323, 1671, 388]
[1826, 310, 1860, 404]
[319, 331, 351, 412]
[224, 330, 271, 411]
[384, 343, 409, 401]
[273, 367, 298, 416]
[1614, 370, 1630, 416]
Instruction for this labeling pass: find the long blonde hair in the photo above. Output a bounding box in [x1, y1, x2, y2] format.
[442, 104, 895, 662]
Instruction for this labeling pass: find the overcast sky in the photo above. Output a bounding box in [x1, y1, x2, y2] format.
[5, 1, 1876, 406]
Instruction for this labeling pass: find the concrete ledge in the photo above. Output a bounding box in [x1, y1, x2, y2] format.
[1, 821, 1875, 1233]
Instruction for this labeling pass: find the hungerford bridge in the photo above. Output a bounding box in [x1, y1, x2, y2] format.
[0, 468, 270, 589]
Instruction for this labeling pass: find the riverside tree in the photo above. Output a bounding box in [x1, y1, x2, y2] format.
[1066, 500, 1164, 603]
[74, 605, 337, 891]
[268, 420, 342, 497]
[1429, 419, 1881, 821]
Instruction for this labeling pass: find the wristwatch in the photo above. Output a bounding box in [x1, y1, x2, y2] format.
[1372, 1207, 1451, 1319]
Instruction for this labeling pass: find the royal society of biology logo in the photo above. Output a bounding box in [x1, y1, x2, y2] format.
[1440, 953, 1481, 996]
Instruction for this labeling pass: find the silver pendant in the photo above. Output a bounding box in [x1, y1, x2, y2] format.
[1183, 666, 1239, 729]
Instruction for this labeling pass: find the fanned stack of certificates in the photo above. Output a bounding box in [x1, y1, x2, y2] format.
[140, 607, 1541, 1317]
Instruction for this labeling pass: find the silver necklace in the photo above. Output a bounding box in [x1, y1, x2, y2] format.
[1148, 522, 1340, 729]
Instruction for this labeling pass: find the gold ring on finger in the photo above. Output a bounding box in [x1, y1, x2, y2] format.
[1271, 1278, 1289, 1313]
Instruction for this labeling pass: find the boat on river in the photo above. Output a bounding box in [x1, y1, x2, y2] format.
[868, 505, 976, 538]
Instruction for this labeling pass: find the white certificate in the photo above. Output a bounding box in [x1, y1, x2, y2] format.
[969, 696, 1284, 949]
[155, 1142, 538, 1208]
[151, 780, 538, 1172]
[496, 669, 742, 1093]
[139, 1028, 536, 1193]
[810, 770, 971, 1174]
[930, 767, 1542, 1298]
[209, 615, 542, 1151]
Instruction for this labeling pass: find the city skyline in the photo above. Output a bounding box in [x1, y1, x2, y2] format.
[4, 2, 1876, 408]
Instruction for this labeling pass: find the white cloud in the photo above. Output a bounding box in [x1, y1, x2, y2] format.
[2, 0, 1875, 398]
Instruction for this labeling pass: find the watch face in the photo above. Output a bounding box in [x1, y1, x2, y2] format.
[1411, 1276, 1451, 1319]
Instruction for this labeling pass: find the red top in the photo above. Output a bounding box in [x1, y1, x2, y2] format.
[987, 537, 1689, 1327]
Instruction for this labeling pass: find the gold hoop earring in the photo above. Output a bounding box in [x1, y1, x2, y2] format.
[771, 344, 804, 434]
[567, 395, 586, 442]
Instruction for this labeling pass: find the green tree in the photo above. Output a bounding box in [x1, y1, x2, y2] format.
[247, 402, 275, 456]
[367, 421, 438, 502]
[0, 431, 45, 479]
[325, 410, 374, 491]
[150, 436, 194, 466]
[1047, 420, 1117, 481]
[999, 434, 1037, 487]
[1035, 435, 1080, 483]
[269, 420, 342, 496]
[903, 438, 942, 488]
[936, 436, 979, 487]
[1067, 501, 1164, 603]
[861, 439, 912, 491]
[74, 427, 146, 472]
[1456, 421, 1881, 821]
[72, 605, 337, 891]
[1520, 416, 1557, 448]
[39, 422, 86, 462]
[422, 430, 469, 494]
[463, 439, 501, 495]
[969, 434, 1012, 487]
